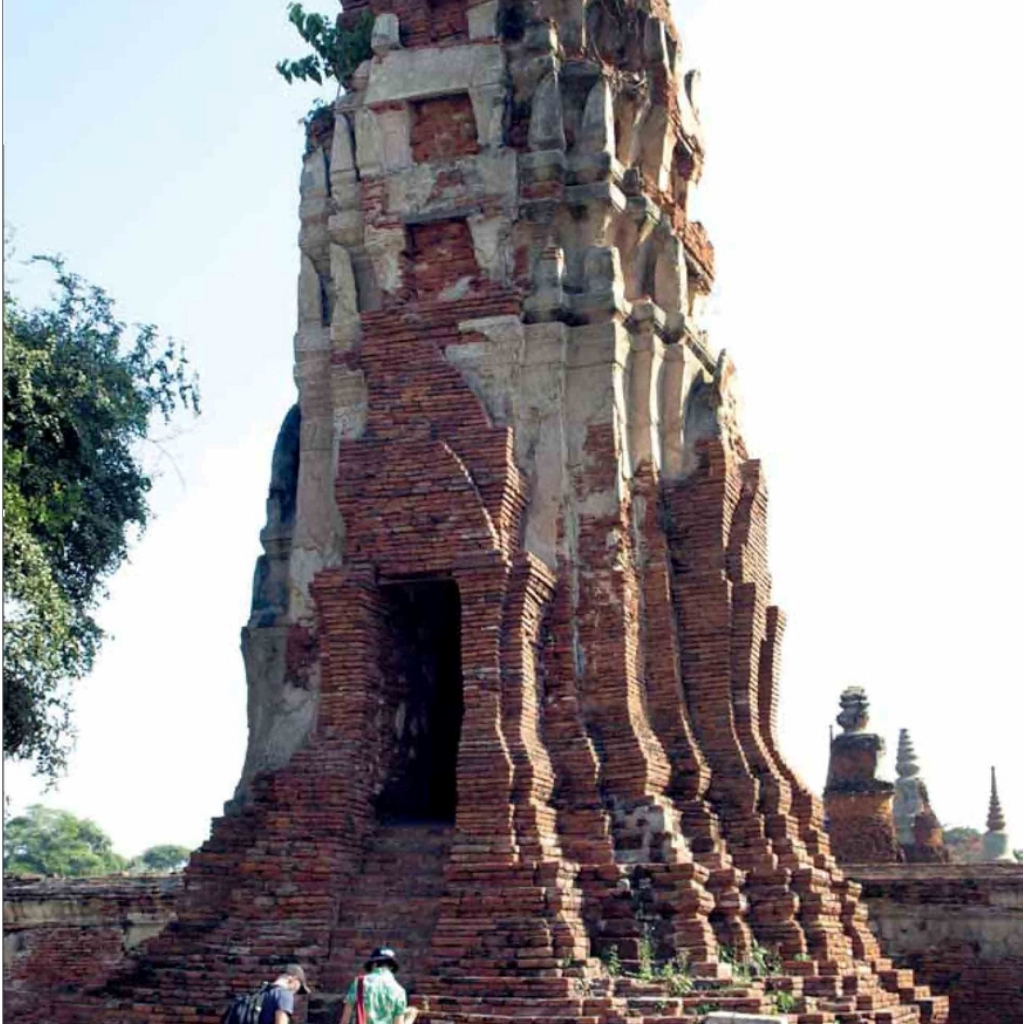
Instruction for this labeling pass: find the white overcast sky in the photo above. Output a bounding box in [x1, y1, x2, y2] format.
[3, 0, 1022, 857]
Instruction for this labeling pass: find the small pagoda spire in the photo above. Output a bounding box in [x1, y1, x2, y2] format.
[982, 766, 1013, 861]
[893, 726, 942, 857]
[987, 766, 1006, 833]
[896, 728, 920, 780]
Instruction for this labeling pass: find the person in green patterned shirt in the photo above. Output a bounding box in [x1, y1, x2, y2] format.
[339, 947, 417, 1024]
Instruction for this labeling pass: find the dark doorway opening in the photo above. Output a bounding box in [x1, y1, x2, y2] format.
[375, 579, 463, 823]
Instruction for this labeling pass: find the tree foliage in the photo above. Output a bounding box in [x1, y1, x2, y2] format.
[275, 4, 374, 89]
[3, 805, 126, 877]
[3, 256, 200, 779]
[2, 806, 192, 876]
[133, 844, 191, 873]
[942, 826, 983, 864]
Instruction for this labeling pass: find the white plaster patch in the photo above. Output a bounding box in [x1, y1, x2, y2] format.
[364, 224, 407, 295]
[365, 44, 504, 106]
[438, 275, 474, 302]
[386, 150, 517, 220]
[467, 0, 498, 38]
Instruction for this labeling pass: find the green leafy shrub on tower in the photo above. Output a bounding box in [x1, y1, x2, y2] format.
[276, 3, 374, 91]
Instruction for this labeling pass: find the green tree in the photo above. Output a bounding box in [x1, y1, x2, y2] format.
[132, 844, 191, 873]
[942, 826, 983, 864]
[3, 255, 199, 779]
[3, 804, 126, 876]
[275, 3, 373, 90]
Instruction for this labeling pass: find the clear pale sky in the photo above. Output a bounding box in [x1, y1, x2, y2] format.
[3, 0, 1022, 858]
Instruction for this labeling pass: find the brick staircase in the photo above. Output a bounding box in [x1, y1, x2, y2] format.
[410, 953, 949, 1024]
[303, 821, 948, 1024]
[311, 821, 455, 1023]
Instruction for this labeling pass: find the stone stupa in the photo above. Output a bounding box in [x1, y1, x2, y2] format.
[982, 767, 1014, 862]
[893, 728, 947, 863]
[823, 687, 900, 864]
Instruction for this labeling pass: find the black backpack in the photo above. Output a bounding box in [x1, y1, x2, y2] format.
[221, 982, 272, 1024]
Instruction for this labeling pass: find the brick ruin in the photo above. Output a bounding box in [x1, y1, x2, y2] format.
[5, 0, 963, 1021]
[820, 690, 955, 869]
[3, 877, 180, 1003]
[823, 689, 901, 866]
[850, 864, 1021, 1024]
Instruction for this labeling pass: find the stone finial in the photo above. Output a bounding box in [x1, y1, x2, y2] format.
[836, 685, 870, 734]
[987, 766, 1006, 833]
[896, 728, 920, 779]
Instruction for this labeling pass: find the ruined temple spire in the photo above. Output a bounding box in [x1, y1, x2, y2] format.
[896, 728, 920, 780]
[982, 766, 1013, 861]
[893, 727, 924, 844]
[892, 727, 947, 861]
[824, 687, 900, 863]
[987, 766, 1006, 833]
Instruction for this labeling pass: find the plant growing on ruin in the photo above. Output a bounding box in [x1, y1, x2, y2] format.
[749, 940, 782, 978]
[3, 254, 199, 779]
[276, 3, 374, 92]
[600, 945, 622, 977]
[658, 952, 694, 996]
[718, 944, 752, 982]
[772, 990, 798, 1014]
[637, 928, 656, 981]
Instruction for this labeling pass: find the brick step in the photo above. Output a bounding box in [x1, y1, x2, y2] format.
[827, 1005, 920, 1023]
[326, 822, 454, 991]
[625, 996, 685, 1013]
[415, 996, 594, 1018]
[336, 885, 450, 901]
[896, 987, 931, 1002]
[876, 969, 916, 991]
[803, 978, 844, 998]
[913, 995, 949, 1024]
[855, 992, 903, 1010]
[633, 1017, 703, 1024]
[679, 995, 767, 1013]
[417, 978, 578, 999]
[421, 1016, 604, 1024]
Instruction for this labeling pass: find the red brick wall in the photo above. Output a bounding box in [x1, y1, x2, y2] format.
[407, 219, 479, 301]
[850, 863, 1023, 1024]
[342, 0, 467, 46]
[3, 876, 179, 1012]
[410, 95, 480, 163]
[827, 791, 902, 863]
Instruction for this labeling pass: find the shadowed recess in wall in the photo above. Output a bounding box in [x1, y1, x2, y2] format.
[375, 579, 463, 824]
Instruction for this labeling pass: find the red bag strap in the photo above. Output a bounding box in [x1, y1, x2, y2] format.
[355, 976, 367, 1024]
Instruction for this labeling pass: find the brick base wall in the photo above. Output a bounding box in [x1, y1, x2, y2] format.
[849, 862, 1023, 1024]
[2, 876, 180, 1012]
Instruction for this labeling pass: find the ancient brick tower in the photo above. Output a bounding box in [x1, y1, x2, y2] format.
[14, 1, 951, 1022]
